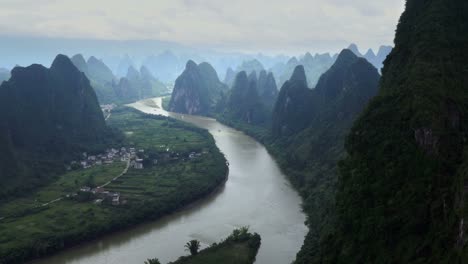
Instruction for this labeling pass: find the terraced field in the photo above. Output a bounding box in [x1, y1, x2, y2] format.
[0, 107, 228, 264]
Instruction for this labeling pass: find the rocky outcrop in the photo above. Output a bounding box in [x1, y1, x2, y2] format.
[272, 65, 314, 137]
[169, 60, 227, 115]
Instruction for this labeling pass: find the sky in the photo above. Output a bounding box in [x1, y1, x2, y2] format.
[0, 0, 406, 54]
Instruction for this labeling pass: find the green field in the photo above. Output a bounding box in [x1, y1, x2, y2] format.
[0, 107, 228, 264]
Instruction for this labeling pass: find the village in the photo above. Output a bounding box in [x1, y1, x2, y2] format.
[68, 147, 145, 171]
[66, 146, 208, 207]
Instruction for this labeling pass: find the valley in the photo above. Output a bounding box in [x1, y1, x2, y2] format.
[0, 107, 228, 264]
[1, 1, 467, 263]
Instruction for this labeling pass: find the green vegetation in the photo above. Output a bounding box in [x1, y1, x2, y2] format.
[218, 71, 269, 125]
[0, 107, 228, 264]
[162, 95, 171, 111]
[184, 240, 201, 256]
[216, 50, 380, 264]
[169, 60, 227, 115]
[0, 54, 119, 199]
[166, 228, 261, 264]
[145, 259, 161, 264]
[315, 1, 468, 263]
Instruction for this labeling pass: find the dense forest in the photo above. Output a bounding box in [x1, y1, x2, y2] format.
[0, 55, 118, 199]
[315, 0, 468, 263]
[169, 47, 381, 263]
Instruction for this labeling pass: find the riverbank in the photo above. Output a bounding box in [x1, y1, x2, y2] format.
[214, 114, 338, 264]
[24, 97, 306, 264]
[166, 228, 261, 264]
[0, 107, 228, 264]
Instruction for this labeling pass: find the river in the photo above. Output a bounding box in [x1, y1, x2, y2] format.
[34, 97, 307, 264]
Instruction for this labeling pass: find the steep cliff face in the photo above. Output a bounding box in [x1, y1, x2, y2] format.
[257, 70, 278, 108]
[273, 50, 380, 140]
[272, 66, 313, 137]
[0, 54, 110, 197]
[315, 1, 468, 263]
[71, 54, 89, 75]
[86, 56, 115, 84]
[0, 55, 107, 152]
[269, 51, 381, 264]
[169, 60, 227, 115]
[223, 71, 268, 125]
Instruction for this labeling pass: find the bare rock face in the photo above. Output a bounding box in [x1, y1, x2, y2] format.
[169, 60, 227, 115]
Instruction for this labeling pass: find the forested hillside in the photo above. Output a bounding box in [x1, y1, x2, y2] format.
[314, 0, 468, 263]
[0, 55, 116, 198]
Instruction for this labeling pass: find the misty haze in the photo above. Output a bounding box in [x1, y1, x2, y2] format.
[0, 1, 467, 264]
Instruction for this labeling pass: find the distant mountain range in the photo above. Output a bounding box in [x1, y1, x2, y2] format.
[71, 54, 168, 104]
[270, 52, 337, 89]
[174, 48, 381, 264]
[347, 43, 393, 70]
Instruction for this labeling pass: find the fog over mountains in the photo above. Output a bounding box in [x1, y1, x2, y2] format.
[0, 36, 390, 87]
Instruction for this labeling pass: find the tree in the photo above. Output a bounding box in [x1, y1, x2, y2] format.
[144, 258, 160, 264]
[184, 239, 201, 256]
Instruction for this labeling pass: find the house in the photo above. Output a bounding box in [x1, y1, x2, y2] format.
[80, 186, 91, 192]
[80, 161, 88, 168]
[112, 196, 120, 206]
[92, 187, 104, 194]
[134, 162, 143, 169]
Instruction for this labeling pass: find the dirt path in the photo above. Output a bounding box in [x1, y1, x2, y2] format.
[39, 160, 131, 207]
[99, 160, 131, 188]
